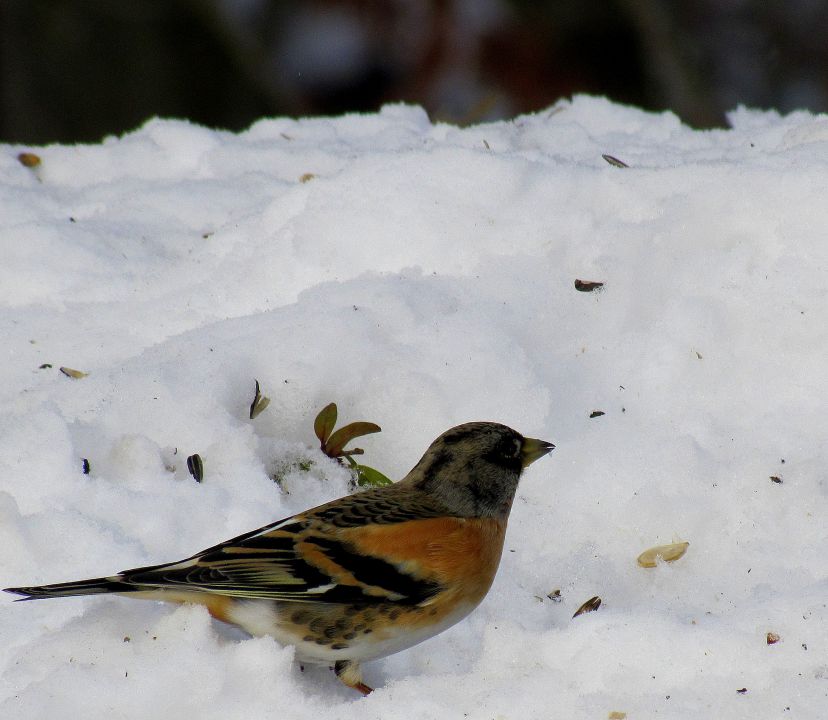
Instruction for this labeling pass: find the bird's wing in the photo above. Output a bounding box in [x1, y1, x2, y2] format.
[119, 487, 449, 605]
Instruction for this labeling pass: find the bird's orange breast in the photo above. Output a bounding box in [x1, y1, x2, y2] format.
[339, 516, 507, 602]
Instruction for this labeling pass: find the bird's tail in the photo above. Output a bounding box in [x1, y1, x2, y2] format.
[4, 576, 137, 601]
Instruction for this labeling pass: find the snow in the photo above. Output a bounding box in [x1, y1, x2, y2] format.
[1, 95, 827, 718]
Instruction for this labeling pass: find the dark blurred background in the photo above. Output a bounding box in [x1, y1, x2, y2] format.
[3, 0, 828, 144]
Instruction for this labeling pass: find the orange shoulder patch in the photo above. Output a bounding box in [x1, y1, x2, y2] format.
[339, 517, 506, 597]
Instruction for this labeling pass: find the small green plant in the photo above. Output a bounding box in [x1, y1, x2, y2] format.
[269, 455, 315, 488]
[314, 403, 392, 486]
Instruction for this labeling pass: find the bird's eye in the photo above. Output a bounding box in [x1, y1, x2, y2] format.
[483, 435, 524, 470]
[498, 437, 521, 458]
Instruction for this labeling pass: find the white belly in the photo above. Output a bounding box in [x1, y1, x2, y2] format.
[225, 598, 478, 665]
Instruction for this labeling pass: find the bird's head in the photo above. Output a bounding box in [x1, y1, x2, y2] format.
[404, 422, 554, 519]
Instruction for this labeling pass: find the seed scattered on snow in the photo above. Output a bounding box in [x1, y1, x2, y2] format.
[249, 378, 271, 419]
[187, 454, 204, 482]
[18, 152, 41, 168]
[602, 154, 629, 168]
[60, 367, 88, 379]
[637, 541, 689, 568]
[575, 279, 604, 292]
[572, 596, 601, 618]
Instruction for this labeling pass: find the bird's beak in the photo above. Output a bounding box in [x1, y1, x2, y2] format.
[520, 437, 555, 468]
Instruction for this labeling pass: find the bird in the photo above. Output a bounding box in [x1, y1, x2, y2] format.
[4, 421, 553, 694]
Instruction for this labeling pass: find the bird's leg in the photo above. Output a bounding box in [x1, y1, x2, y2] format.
[334, 660, 373, 695]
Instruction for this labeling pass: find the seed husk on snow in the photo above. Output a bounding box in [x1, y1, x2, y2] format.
[187, 454, 204, 482]
[18, 152, 41, 168]
[637, 541, 689, 568]
[574, 279, 604, 292]
[59, 366, 88, 379]
[249, 379, 271, 419]
[572, 596, 601, 618]
[602, 154, 629, 168]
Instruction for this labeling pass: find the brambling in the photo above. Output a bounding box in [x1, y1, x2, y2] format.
[5, 421, 553, 694]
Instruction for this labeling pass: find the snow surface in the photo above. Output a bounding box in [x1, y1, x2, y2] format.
[1, 96, 827, 719]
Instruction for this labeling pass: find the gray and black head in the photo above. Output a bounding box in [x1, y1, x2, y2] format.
[403, 422, 554, 519]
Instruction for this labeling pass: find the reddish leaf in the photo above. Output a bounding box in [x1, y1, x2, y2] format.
[324, 422, 381, 457]
[314, 403, 338, 445]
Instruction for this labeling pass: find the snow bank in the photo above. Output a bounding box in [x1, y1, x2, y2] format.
[1, 96, 826, 718]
